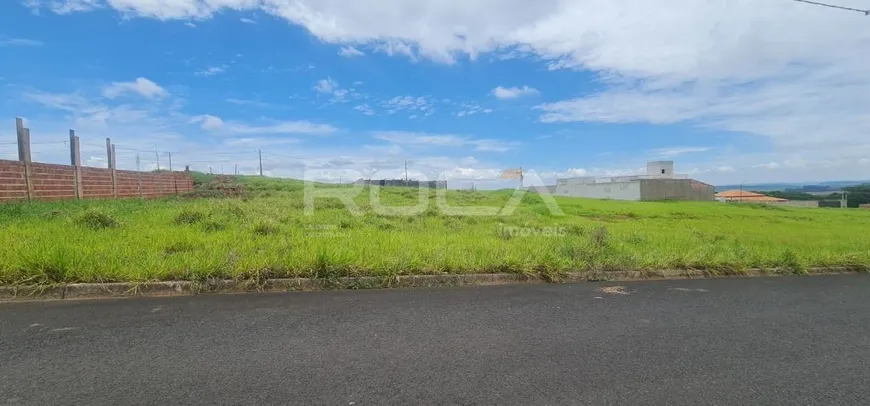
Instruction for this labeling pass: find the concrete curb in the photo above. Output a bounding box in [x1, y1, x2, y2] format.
[0, 267, 862, 302]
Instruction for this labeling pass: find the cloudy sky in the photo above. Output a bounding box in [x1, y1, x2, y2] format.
[1, 0, 868, 187]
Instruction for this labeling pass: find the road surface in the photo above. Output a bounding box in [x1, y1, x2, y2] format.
[2, 275, 870, 405]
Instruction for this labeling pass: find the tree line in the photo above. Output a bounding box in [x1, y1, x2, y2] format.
[755, 184, 870, 208]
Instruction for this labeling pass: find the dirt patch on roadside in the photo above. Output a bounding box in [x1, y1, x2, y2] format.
[599, 286, 631, 295]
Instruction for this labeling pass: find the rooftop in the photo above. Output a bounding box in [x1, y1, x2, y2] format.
[715, 190, 766, 198]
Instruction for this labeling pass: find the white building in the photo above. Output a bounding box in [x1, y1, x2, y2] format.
[554, 161, 714, 201]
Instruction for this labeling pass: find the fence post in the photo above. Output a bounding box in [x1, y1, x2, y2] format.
[17, 120, 33, 201]
[168, 151, 178, 195]
[106, 138, 117, 198]
[136, 153, 142, 199]
[69, 130, 82, 199]
[111, 144, 117, 198]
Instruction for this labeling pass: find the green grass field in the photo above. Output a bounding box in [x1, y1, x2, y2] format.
[2, 175, 869, 285]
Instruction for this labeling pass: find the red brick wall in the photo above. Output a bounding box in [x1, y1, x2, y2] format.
[0, 160, 27, 202]
[114, 170, 192, 198]
[30, 162, 77, 200]
[80, 166, 114, 199]
[0, 158, 194, 202]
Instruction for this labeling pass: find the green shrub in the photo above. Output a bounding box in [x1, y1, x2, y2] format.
[174, 209, 204, 225]
[252, 221, 279, 236]
[74, 210, 119, 230]
[202, 220, 227, 232]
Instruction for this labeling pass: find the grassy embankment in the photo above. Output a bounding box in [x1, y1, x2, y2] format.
[1, 174, 869, 285]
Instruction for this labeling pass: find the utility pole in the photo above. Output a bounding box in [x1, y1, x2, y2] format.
[404, 160, 409, 183]
[209, 165, 212, 174]
[234, 164, 238, 176]
[258, 149, 263, 176]
[155, 147, 160, 172]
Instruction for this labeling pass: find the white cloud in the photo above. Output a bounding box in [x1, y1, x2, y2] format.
[354, 104, 375, 115]
[382, 96, 435, 115]
[184, 22, 196, 28]
[373, 131, 518, 152]
[492, 85, 539, 100]
[649, 146, 710, 158]
[754, 162, 781, 169]
[25, 0, 870, 182]
[25, 0, 101, 14]
[240, 17, 256, 24]
[102, 77, 168, 99]
[195, 66, 226, 76]
[34, 0, 870, 170]
[0, 37, 43, 47]
[539, 168, 588, 179]
[453, 102, 493, 117]
[191, 114, 336, 135]
[224, 137, 300, 147]
[338, 46, 365, 57]
[313, 78, 357, 102]
[191, 114, 224, 130]
[313, 78, 338, 94]
[224, 98, 286, 109]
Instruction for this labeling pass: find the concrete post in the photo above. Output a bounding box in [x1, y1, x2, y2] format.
[136, 153, 142, 199]
[19, 125, 33, 201]
[69, 130, 82, 199]
[106, 138, 115, 197]
[106, 138, 113, 169]
[16, 118, 29, 161]
[111, 143, 117, 198]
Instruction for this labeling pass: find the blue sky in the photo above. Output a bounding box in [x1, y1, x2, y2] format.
[1, 0, 869, 188]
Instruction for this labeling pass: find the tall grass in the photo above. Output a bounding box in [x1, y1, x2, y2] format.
[1, 177, 869, 284]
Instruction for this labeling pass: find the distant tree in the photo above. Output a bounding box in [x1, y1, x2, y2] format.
[842, 184, 870, 208]
[784, 185, 837, 193]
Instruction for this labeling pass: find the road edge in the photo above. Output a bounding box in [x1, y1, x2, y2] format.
[0, 267, 862, 302]
[0, 267, 859, 302]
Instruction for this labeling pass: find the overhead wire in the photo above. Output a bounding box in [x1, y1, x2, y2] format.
[791, 0, 870, 14]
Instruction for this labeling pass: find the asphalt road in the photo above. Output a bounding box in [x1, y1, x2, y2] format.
[2, 275, 870, 405]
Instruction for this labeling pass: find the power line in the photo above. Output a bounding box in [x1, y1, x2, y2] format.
[791, 0, 870, 15]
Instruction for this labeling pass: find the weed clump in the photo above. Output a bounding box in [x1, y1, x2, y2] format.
[202, 220, 227, 232]
[591, 225, 608, 247]
[252, 221, 279, 235]
[778, 249, 804, 273]
[75, 210, 119, 230]
[164, 241, 199, 255]
[174, 209, 204, 225]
